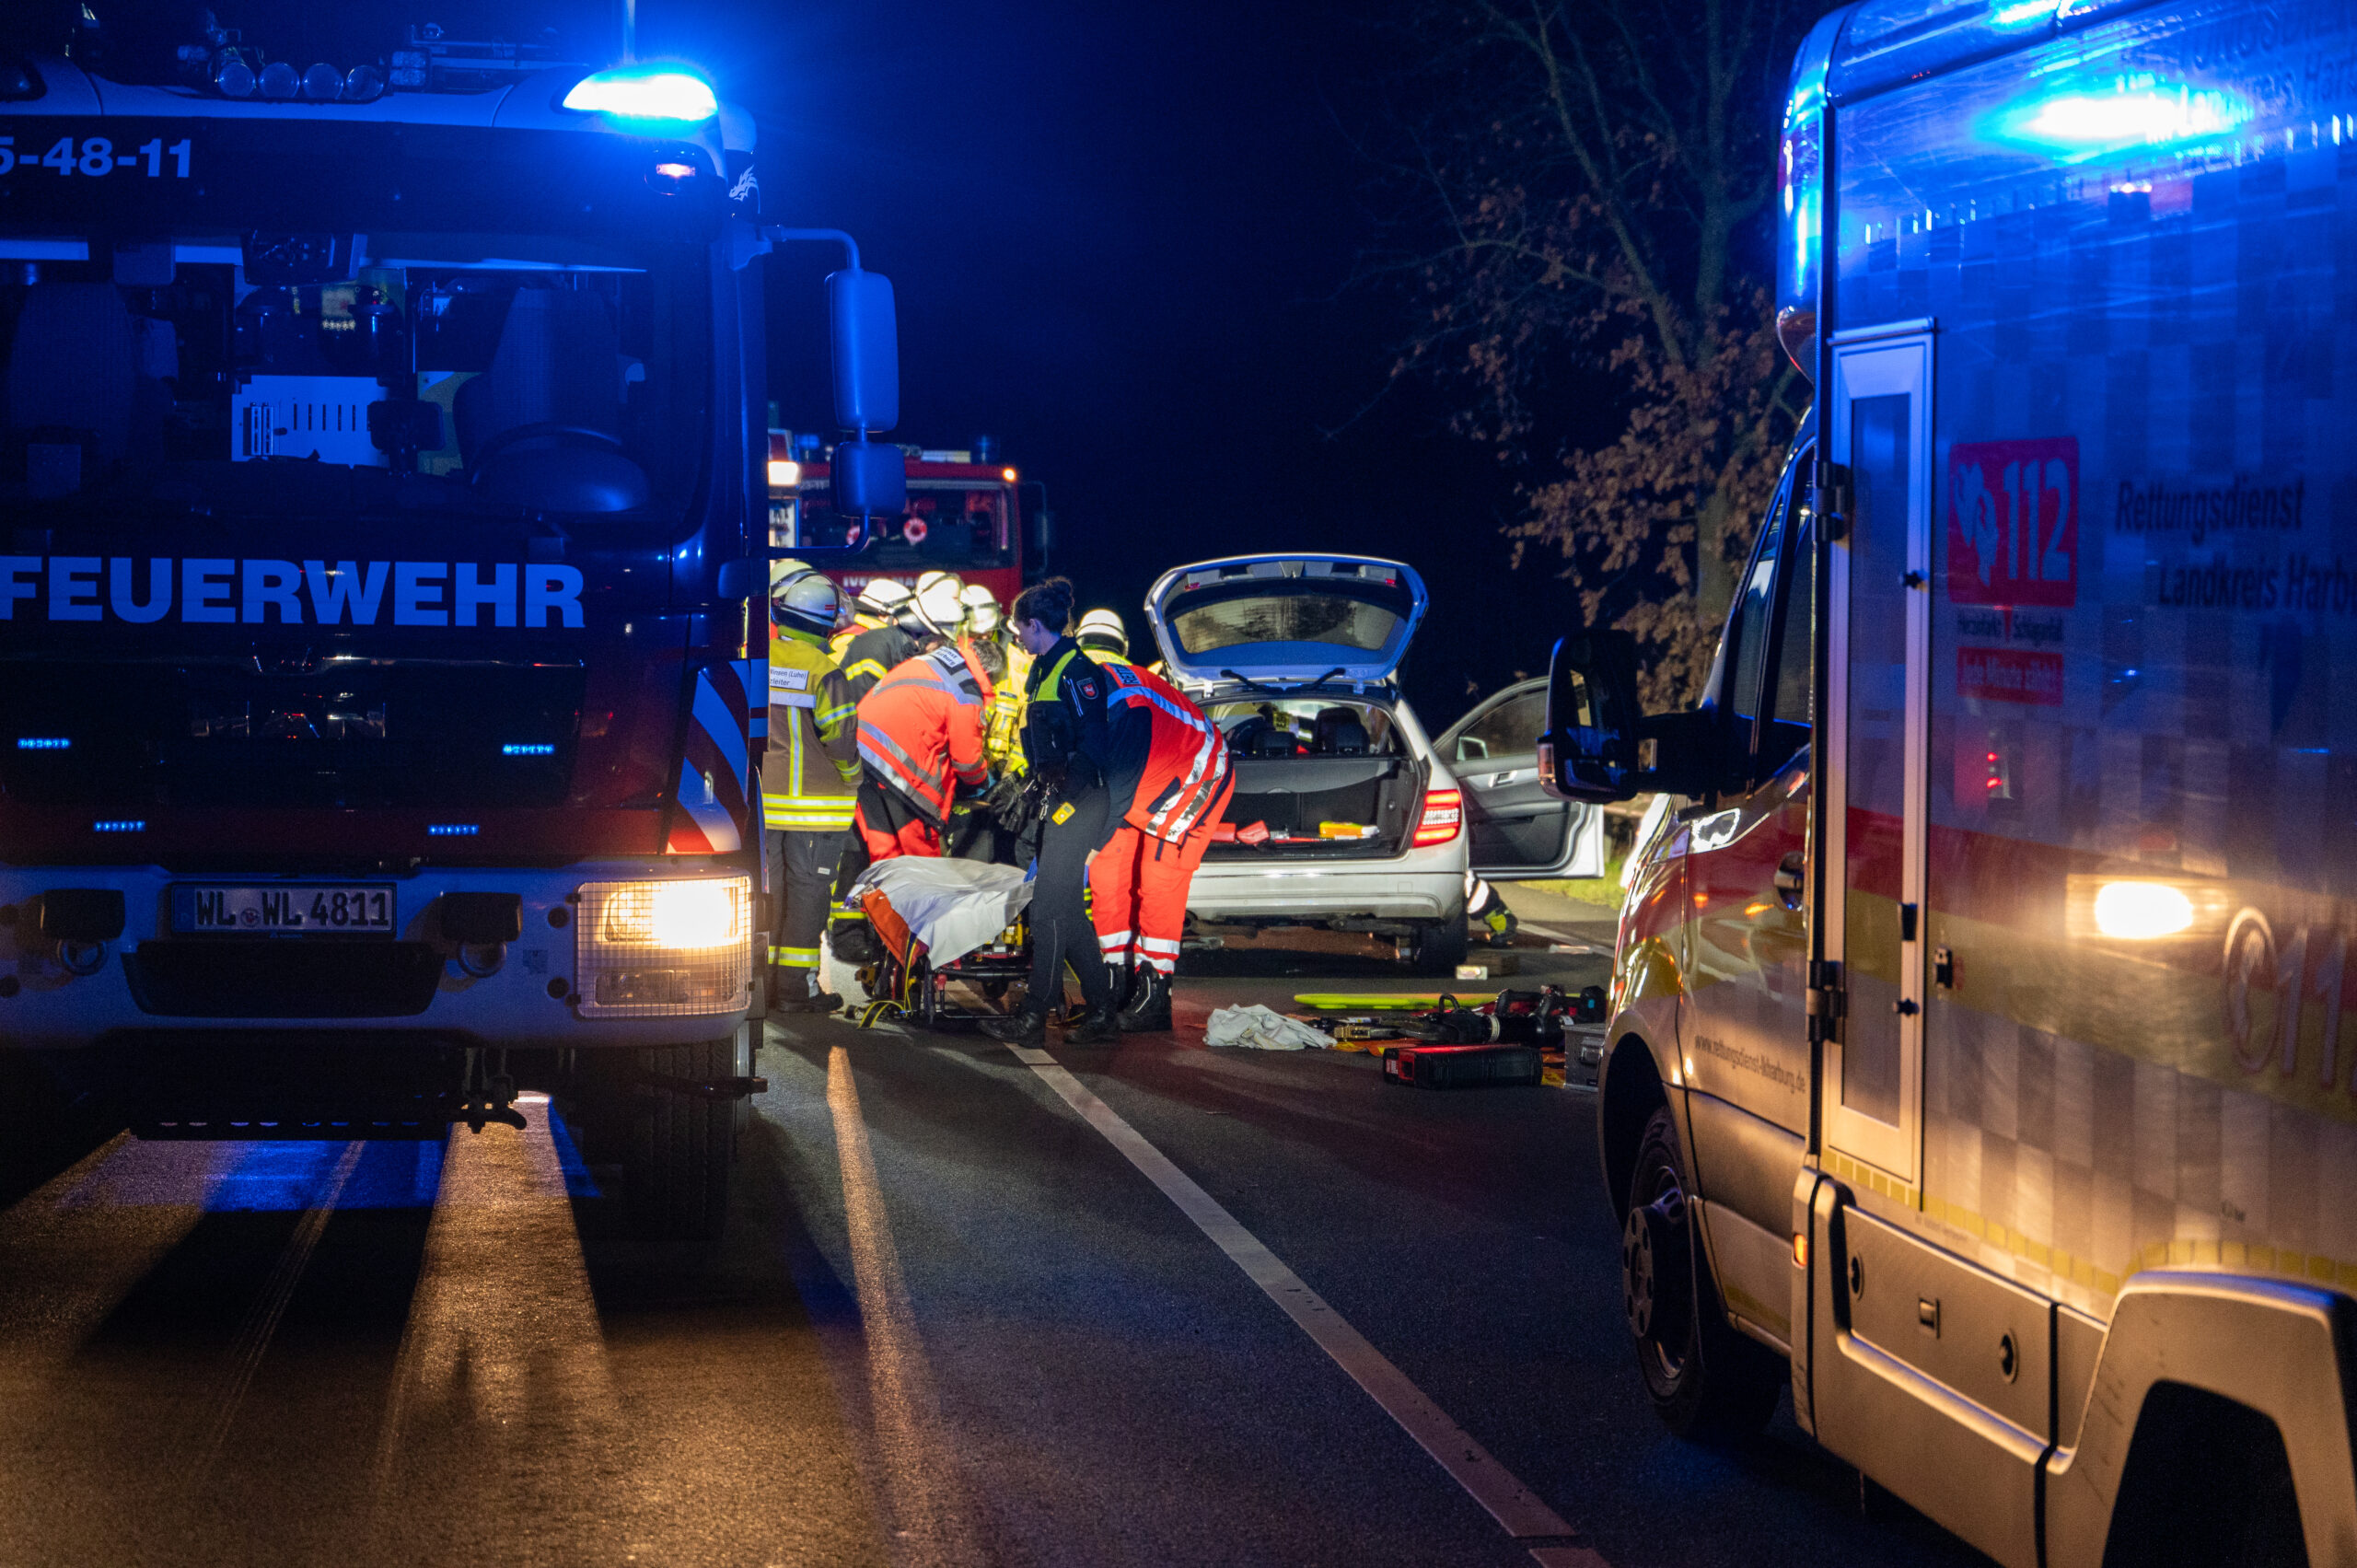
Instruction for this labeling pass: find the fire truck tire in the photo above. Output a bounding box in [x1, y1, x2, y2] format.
[1621, 1105, 1783, 1440]
[624, 1038, 736, 1246]
[1407, 908, 1470, 976]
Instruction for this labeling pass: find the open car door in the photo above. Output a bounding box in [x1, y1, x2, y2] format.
[1437, 679, 1606, 880]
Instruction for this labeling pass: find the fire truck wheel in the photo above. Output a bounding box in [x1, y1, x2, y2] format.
[1622, 1105, 1783, 1440]
[623, 1038, 737, 1246]
[1407, 909, 1470, 976]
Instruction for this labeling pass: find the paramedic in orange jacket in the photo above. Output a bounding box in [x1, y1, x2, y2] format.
[1078, 610, 1234, 1032]
[852, 641, 999, 861]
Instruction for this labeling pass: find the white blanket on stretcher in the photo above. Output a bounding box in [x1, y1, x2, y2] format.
[846, 859, 1035, 969]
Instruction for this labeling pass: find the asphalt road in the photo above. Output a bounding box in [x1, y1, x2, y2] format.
[0, 896, 1992, 1568]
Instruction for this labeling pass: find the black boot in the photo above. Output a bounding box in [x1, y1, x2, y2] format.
[980, 1006, 1048, 1045]
[774, 970, 842, 1014]
[1062, 1001, 1120, 1044]
[1118, 966, 1173, 1032]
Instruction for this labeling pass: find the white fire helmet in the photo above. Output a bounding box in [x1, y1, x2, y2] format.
[913, 573, 967, 636]
[958, 583, 1002, 636]
[770, 557, 813, 598]
[1074, 608, 1129, 656]
[773, 573, 844, 639]
[854, 576, 913, 618]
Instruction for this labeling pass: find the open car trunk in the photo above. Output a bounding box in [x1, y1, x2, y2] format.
[1201, 694, 1425, 862]
[1207, 751, 1428, 861]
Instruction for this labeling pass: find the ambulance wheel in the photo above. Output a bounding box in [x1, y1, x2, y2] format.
[623, 1038, 736, 1247]
[1622, 1105, 1783, 1440]
[1407, 909, 1469, 976]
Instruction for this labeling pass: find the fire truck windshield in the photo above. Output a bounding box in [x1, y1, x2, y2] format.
[788, 481, 1016, 571]
[0, 232, 712, 528]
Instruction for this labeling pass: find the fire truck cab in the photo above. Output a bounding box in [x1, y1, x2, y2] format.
[1545, 0, 2357, 1560]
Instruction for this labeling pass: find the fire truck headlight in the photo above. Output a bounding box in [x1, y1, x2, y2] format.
[598, 878, 748, 951]
[562, 65, 719, 123]
[575, 877, 752, 1017]
[259, 60, 298, 99]
[300, 62, 341, 101]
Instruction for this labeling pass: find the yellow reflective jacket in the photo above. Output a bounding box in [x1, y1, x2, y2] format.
[987, 641, 1032, 773]
[764, 629, 862, 831]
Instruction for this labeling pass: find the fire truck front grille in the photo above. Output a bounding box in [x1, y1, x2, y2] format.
[123, 941, 445, 1018]
[0, 656, 586, 810]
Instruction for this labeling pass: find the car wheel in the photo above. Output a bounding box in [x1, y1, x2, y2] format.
[1406, 908, 1469, 976]
[1622, 1105, 1784, 1439]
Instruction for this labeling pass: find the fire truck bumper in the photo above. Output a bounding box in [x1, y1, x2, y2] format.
[0, 861, 755, 1051]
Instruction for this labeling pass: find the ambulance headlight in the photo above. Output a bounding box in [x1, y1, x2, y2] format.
[575, 876, 752, 1017]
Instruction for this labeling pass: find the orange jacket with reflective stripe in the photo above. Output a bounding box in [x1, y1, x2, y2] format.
[854, 645, 994, 825]
[1097, 655, 1231, 842]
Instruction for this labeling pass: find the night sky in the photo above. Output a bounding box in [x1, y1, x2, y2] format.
[648, 0, 1585, 723]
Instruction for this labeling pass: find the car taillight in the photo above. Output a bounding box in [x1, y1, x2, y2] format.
[1411, 787, 1463, 848]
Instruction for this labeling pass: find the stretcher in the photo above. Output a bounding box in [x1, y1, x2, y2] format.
[840, 860, 1035, 1031]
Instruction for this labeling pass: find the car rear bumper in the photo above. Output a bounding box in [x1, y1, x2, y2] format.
[1186, 850, 1464, 923]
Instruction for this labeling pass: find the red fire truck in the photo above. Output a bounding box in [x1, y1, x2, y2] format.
[0, 22, 906, 1241]
[766, 436, 1040, 606]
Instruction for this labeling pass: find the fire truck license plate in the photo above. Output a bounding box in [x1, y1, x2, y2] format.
[172, 885, 396, 935]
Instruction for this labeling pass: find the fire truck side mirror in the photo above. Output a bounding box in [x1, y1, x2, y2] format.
[827, 266, 900, 436]
[833, 439, 907, 520]
[1538, 630, 1719, 803]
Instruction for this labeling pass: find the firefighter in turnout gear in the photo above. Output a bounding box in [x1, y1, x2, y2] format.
[765, 573, 863, 1013]
[832, 577, 912, 665]
[981, 578, 1120, 1046]
[837, 581, 922, 702]
[1078, 611, 1232, 1031]
[853, 642, 996, 861]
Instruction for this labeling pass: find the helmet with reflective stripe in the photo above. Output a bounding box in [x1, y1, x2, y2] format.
[1074, 608, 1129, 656]
[959, 582, 1003, 636]
[774, 572, 844, 638]
[770, 557, 813, 603]
[913, 574, 966, 636]
[854, 576, 913, 616]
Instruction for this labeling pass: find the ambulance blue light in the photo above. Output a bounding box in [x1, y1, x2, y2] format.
[16, 737, 69, 750]
[562, 66, 718, 123]
[1989, 75, 2250, 161]
[92, 819, 145, 833]
[502, 743, 556, 756]
[428, 823, 481, 836]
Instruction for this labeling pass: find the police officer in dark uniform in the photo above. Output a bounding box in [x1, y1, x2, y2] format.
[981, 577, 1120, 1045]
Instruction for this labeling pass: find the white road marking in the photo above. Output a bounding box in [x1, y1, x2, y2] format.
[827, 1045, 985, 1568]
[185, 1140, 363, 1489]
[1515, 920, 1609, 952]
[1006, 1044, 1605, 1561]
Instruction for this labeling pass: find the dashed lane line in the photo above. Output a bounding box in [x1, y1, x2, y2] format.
[1005, 1044, 1611, 1566]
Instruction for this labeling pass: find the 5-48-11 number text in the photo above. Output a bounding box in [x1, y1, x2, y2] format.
[0, 135, 192, 178]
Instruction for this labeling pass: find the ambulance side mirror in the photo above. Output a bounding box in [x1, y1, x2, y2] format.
[1539, 630, 1719, 803]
